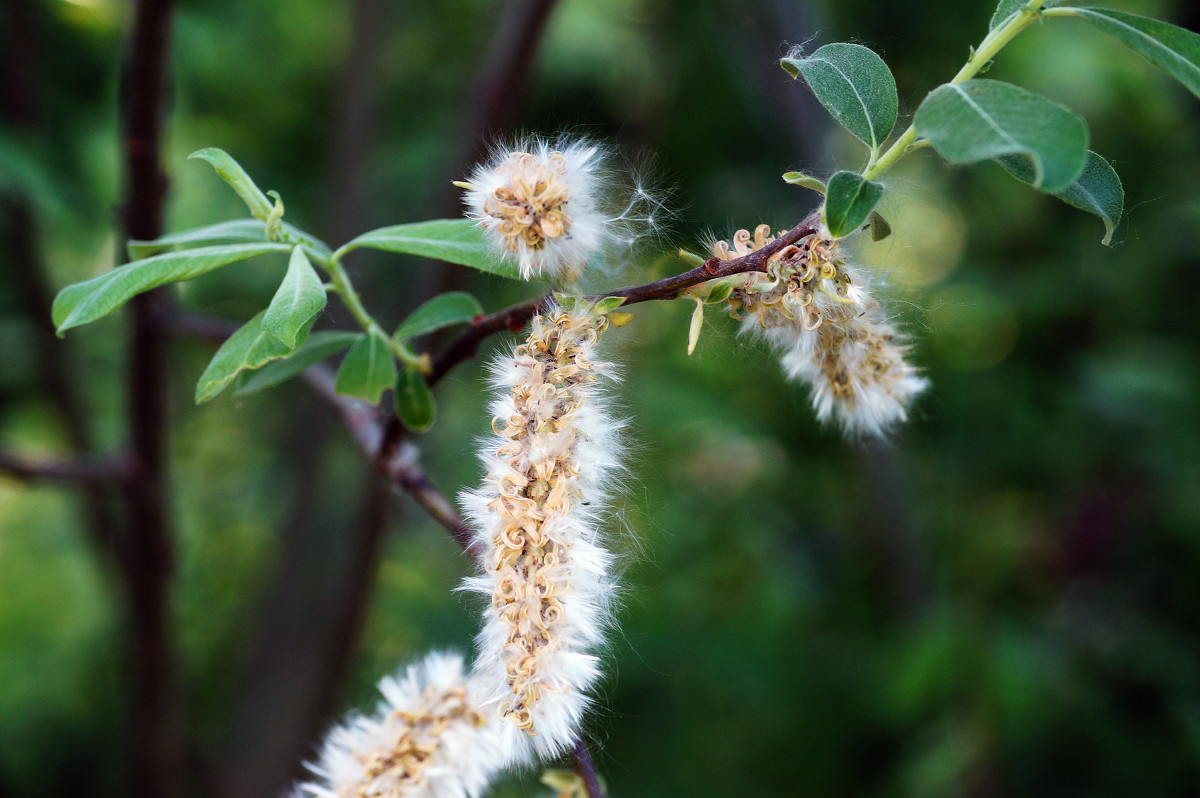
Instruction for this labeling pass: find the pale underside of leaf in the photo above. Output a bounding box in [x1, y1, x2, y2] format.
[914, 79, 1087, 193]
[997, 149, 1123, 245]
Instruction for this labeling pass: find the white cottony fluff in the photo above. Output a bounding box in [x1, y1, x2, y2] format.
[461, 139, 610, 282]
[773, 269, 928, 436]
[297, 651, 506, 798]
[716, 225, 927, 437]
[459, 301, 621, 763]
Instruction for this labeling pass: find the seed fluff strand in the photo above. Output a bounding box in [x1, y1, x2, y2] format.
[460, 301, 621, 763]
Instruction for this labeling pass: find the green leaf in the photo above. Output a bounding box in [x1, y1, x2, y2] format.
[704, 281, 734, 304]
[195, 310, 315, 404]
[686, 299, 704, 356]
[869, 211, 893, 242]
[997, 150, 1124, 245]
[128, 219, 269, 259]
[338, 218, 520, 279]
[782, 171, 827, 194]
[262, 247, 327, 347]
[334, 330, 396, 403]
[53, 243, 290, 334]
[392, 292, 483, 341]
[235, 331, 362, 396]
[188, 148, 274, 222]
[781, 43, 898, 152]
[823, 171, 885, 238]
[394, 368, 437, 432]
[593, 295, 628, 315]
[128, 219, 332, 261]
[913, 79, 1088, 192]
[989, 0, 1066, 31]
[1057, 7, 1200, 100]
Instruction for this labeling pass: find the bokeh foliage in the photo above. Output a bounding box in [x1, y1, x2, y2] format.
[2, 0, 1200, 795]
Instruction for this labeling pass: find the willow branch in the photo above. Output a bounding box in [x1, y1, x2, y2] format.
[119, 0, 180, 795]
[0, 450, 129, 485]
[388, 442, 480, 557]
[429, 210, 822, 385]
[573, 738, 607, 798]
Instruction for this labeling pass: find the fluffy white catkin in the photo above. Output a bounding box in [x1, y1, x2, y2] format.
[297, 651, 505, 798]
[460, 301, 621, 763]
[460, 140, 609, 283]
[715, 225, 927, 437]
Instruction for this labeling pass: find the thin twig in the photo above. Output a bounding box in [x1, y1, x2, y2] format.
[388, 442, 479, 557]
[0, 450, 129, 485]
[429, 210, 823, 385]
[573, 737, 607, 798]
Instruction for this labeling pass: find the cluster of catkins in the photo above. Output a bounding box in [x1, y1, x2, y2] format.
[294, 139, 924, 798]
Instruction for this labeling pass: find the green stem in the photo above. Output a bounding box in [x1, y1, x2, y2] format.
[863, 0, 1048, 181]
[325, 256, 429, 373]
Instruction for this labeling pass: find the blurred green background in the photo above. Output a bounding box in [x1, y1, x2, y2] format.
[3, 0, 1200, 795]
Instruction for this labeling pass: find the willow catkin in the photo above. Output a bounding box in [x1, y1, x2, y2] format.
[299, 652, 504, 798]
[460, 301, 621, 762]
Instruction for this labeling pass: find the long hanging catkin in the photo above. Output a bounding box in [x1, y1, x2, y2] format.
[460, 301, 621, 762]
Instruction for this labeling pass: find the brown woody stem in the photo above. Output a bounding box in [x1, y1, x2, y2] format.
[428, 210, 822, 386]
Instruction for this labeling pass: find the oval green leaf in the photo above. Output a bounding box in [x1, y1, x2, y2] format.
[337, 218, 520, 279]
[394, 368, 437, 433]
[262, 247, 327, 348]
[997, 149, 1124, 245]
[913, 79, 1088, 192]
[781, 43, 898, 153]
[782, 171, 827, 194]
[392, 292, 483, 342]
[188, 148, 274, 222]
[334, 330, 397, 403]
[196, 310, 315, 404]
[1058, 7, 1200, 100]
[53, 242, 290, 334]
[235, 331, 362, 396]
[823, 171, 885, 239]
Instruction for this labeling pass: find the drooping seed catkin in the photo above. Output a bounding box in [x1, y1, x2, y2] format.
[460, 301, 621, 762]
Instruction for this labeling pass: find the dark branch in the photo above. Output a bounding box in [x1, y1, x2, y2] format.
[429, 210, 823, 385]
[573, 737, 607, 798]
[428, 295, 551, 384]
[0, 450, 129, 485]
[388, 442, 480, 557]
[119, 0, 180, 796]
